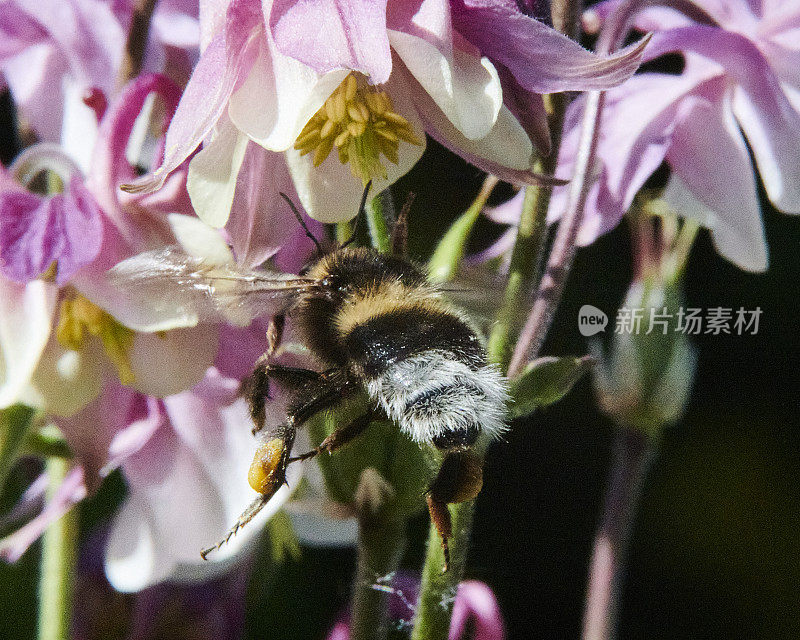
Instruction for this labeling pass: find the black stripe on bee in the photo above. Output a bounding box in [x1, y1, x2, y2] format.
[342, 308, 485, 378]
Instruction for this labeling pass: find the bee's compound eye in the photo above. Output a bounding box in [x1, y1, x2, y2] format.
[248, 438, 285, 494]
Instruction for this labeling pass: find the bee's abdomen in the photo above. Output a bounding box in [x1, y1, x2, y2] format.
[363, 349, 509, 447]
[342, 308, 485, 377]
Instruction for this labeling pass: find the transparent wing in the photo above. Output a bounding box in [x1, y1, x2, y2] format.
[106, 247, 321, 331]
[436, 267, 522, 336]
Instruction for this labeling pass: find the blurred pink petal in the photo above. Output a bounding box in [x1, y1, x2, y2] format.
[105, 371, 300, 591]
[451, 0, 649, 94]
[0, 176, 103, 285]
[0, 278, 57, 409]
[0, 466, 87, 563]
[449, 580, 505, 640]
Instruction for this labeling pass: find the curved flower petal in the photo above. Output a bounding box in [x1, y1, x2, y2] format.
[28, 338, 105, 418]
[450, 0, 649, 94]
[0, 278, 58, 409]
[389, 29, 502, 140]
[407, 53, 534, 181]
[666, 97, 767, 271]
[128, 325, 219, 398]
[225, 141, 304, 269]
[449, 580, 505, 640]
[0, 176, 103, 285]
[186, 116, 250, 228]
[0, 2, 48, 59]
[125, 2, 260, 194]
[270, 0, 392, 84]
[228, 34, 348, 152]
[89, 73, 183, 234]
[731, 85, 800, 213]
[645, 26, 800, 212]
[0, 466, 86, 563]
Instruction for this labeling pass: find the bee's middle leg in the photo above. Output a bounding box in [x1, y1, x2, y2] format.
[288, 409, 375, 463]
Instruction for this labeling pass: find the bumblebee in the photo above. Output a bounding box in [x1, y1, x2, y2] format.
[110, 204, 508, 569]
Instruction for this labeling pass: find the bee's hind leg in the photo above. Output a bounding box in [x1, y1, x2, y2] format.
[425, 449, 484, 572]
[200, 493, 271, 560]
[203, 373, 358, 559]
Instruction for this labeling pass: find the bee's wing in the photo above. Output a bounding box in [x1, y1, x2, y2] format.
[436, 268, 520, 335]
[107, 247, 321, 331]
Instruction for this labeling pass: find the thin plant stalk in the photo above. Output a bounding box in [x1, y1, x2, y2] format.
[350, 517, 407, 640]
[366, 194, 392, 254]
[37, 457, 79, 640]
[117, 0, 159, 87]
[410, 1, 583, 637]
[582, 429, 654, 640]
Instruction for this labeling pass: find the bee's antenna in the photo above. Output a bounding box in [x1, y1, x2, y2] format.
[279, 192, 323, 254]
[341, 181, 372, 249]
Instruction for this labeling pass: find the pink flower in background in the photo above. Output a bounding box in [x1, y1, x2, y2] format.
[326, 572, 505, 640]
[0, 0, 199, 152]
[127, 0, 648, 225]
[540, 0, 800, 272]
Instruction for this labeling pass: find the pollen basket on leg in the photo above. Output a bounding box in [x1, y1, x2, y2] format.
[294, 73, 423, 184]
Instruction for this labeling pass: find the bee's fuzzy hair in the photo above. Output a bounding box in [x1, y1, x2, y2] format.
[365, 351, 509, 445]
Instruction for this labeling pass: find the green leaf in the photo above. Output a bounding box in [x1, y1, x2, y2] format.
[265, 509, 301, 562]
[0, 405, 36, 497]
[427, 177, 498, 283]
[509, 355, 594, 418]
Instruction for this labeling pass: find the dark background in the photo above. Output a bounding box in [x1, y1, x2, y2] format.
[1, 79, 799, 639]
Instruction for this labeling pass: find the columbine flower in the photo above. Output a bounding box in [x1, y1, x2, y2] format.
[101, 371, 301, 592]
[0, 75, 221, 424]
[126, 0, 647, 224]
[543, 0, 800, 272]
[0, 0, 199, 153]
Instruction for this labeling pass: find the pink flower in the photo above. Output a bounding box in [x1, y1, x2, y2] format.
[326, 572, 505, 640]
[544, 0, 800, 272]
[128, 0, 648, 224]
[0, 0, 199, 148]
[0, 75, 221, 416]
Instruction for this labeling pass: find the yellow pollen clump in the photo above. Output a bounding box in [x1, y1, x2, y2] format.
[248, 438, 285, 495]
[56, 293, 136, 385]
[294, 73, 423, 184]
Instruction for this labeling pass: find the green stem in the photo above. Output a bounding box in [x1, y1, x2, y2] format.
[410, 0, 576, 632]
[37, 457, 79, 640]
[487, 90, 568, 371]
[0, 405, 36, 497]
[336, 219, 354, 245]
[350, 516, 407, 640]
[410, 503, 474, 640]
[365, 195, 392, 254]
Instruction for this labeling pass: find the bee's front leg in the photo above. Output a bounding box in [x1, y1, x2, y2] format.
[425, 449, 484, 572]
[243, 363, 325, 434]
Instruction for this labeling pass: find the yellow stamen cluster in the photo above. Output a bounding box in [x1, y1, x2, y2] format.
[294, 73, 423, 184]
[56, 294, 136, 385]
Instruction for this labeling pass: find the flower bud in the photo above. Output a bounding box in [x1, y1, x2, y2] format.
[592, 275, 697, 437]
